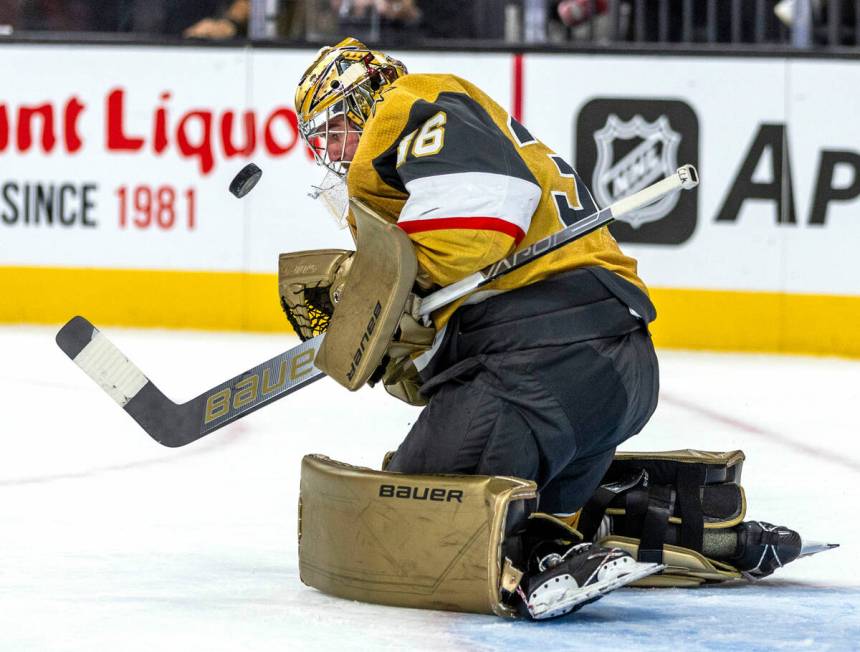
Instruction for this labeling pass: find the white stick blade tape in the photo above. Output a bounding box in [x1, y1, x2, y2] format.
[73, 330, 148, 407]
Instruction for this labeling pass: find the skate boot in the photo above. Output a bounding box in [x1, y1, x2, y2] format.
[730, 521, 838, 579]
[518, 543, 663, 620]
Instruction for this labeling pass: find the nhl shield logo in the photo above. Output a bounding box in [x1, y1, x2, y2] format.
[593, 114, 682, 228]
[576, 98, 699, 245]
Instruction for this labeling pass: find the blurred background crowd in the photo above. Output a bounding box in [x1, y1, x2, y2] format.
[0, 0, 856, 48]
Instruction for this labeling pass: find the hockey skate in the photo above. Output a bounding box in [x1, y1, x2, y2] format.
[572, 450, 839, 587]
[518, 543, 663, 620]
[730, 521, 839, 579]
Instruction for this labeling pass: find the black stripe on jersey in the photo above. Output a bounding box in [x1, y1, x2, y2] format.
[372, 92, 538, 193]
[549, 154, 575, 176]
[548, 153, 598, 225]
[507, 115, 537, 147]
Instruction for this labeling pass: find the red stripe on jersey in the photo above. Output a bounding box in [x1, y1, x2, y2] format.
[398, 217, 525, 245]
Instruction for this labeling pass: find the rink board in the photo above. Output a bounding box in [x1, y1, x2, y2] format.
[2, 45, 859, 355]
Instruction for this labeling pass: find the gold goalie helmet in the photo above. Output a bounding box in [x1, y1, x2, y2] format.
[295, 37, 407, 176]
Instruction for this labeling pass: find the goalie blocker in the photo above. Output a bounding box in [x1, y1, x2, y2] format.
[298, 449, 836, 619]
[279, 199, 435, 404]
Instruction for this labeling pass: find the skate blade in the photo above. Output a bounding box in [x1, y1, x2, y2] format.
[530, 561, 664, 620]
[799, 540, 840, 558]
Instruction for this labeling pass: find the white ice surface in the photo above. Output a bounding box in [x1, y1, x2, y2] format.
[1, 325, 859, 651]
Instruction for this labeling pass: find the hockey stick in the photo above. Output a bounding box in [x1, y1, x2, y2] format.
[56, 165, 698, 448]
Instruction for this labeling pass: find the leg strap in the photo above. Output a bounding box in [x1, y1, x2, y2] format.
[676, 463, 706, 553]
[632, 485, 676, 564]
[576, 468, 646, 541]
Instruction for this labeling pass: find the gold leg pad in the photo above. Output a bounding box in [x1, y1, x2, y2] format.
[298, 454, 537, 617]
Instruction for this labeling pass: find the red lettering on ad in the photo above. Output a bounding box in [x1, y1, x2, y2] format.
[3, 89, 304, 175]
[64, 98, 85, 153]
[0, 99, 86, 153]
[117, 184, 196, 230]
[177, 110, 214, 174]
[18, 104, 56, 152]
[221, 111, 256, 157]
[264, 109, 299, 156]
[0, 105, 7, 151]
[154, 92, 171, 154]
[107, 88, 145, 151]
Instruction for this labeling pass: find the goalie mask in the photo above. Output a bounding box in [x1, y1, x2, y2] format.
[295, 37, 407, 176]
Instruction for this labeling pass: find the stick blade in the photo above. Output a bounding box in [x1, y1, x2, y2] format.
[56, 315, 97, 359]
[56, 316, 195, 447]
[56, 315, 150, 408]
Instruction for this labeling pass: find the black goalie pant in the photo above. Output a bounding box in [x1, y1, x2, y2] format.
[386, 267, 659, 515]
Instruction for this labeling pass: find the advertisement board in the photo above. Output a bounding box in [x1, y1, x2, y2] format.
[2, 44, 858, 355]
[528, 53, 860, 355]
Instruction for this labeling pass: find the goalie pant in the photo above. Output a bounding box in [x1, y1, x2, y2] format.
[387, 266, 659, 514]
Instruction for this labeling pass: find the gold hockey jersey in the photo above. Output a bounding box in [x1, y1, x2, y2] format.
[346, 73, 648, 329]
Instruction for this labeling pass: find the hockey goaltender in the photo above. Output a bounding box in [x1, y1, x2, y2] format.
[53, 37, 836, 622]
[274, 39, 839, 620]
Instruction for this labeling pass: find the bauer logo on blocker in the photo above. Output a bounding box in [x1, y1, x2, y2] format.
[576, 98, 699, 245]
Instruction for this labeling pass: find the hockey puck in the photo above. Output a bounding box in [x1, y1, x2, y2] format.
[229, 163, 262, 198]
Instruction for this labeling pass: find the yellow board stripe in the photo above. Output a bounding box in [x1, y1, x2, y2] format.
[0, 266, 291, 332]
[3, 267, 860, 357]
[649, 287, 860, 357]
